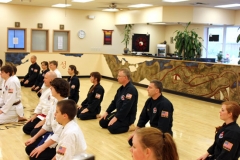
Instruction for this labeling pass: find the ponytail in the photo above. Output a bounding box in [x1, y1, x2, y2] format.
[162, 133, 179, 160]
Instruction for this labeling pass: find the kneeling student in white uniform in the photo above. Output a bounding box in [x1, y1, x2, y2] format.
[52, 99, 87, 160]
[0, 65, 23, 124]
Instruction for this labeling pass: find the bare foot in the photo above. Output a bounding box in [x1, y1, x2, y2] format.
[96, 114, 101, 118]
[18, 117, 27, 122]
[128, 124, 136, 132]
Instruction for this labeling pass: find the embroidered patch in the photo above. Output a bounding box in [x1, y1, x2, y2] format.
[153, 107, 157, 113]
[121, 95, 125, 100]
[223, 141, 233, 151]
[48, 95, 50, 100]
[31, 68, 33, 71]
[161, 111, 169, 118]
[126, 93, 132, 99]
[34, 69, 38, 72]
[5, 85, 8, 90]
[219, 131, 224, 138]
[71, 85, 75, 89]
[8, 89, 13, 93]
[95, 93, 101, 99]
[57, 146, 66, 155]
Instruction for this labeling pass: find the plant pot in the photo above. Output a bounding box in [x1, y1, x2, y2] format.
[124, 48, 129, 54]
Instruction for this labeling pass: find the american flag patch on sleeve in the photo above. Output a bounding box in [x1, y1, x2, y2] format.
[57, 146, 66, 155]
[223, 140, 233, 151]
[126, 93, 132, 99]
[8, 89, 13, 93]
[95, 93, 101, 99]
[161, 111, 169, 118]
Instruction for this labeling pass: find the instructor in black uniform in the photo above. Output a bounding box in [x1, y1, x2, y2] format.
[128, 80, 174, 145]
[99, 68, 138, 134]
[21, 55, 40, 87]
[197, 101, 240, 160]
[77, 72, 104, 120]
[67, 65, 80, 103]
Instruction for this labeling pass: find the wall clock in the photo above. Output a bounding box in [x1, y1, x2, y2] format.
[78, 30, 86, 39]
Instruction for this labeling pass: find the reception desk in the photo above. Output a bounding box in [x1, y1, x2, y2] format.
[5, 52, 240, 103]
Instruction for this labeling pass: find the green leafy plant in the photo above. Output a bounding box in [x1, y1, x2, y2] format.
[121, 24, 132, 49]
[174, 22, 203, 60]
[217, 51, 223, 62]
[237, 27, 240, 43]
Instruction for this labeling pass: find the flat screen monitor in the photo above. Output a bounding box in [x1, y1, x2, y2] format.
[209, 35, 219, 42]
[132, 34, 150, 53]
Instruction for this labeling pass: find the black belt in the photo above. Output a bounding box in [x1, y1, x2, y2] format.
[13, 100, 21, 105]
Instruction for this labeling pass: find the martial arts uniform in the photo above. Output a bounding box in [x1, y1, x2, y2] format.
[25, 99, 63, 160]
[21, 62, 40, 87]
[128, 94, 174, 146]
[78, 83, 104, 120]
[11, 75, 24, 118]
[32, 69, 49, 92]
[99, 81, 138, 134]
[68, 75, 80, 103]
[0, 77, 22, 124]
[137, 94, 174, 135]
[23, 88, 55, 135]
[55, 120, 87, 160]
[206, 121, 240, 160]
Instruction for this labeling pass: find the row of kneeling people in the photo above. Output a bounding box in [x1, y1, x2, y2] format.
[22, 68, 240, 160]
[1, 63, 239, 159]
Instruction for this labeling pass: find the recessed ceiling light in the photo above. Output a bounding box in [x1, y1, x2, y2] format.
[0, 0, 12, 3]
[128, 4, 153, 8]
[215, 3, 240, 8]
[163, 0, 189, 2]
[102, 8, 119, 12]
[52, 4, 72, 8]
[72, 0, 94, 3]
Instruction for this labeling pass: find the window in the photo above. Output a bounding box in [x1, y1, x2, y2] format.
[205, 26, 240, 64]
[53, 30, 70, 52]
[31, 29, 49, 52]
[7, 28, 26, 51]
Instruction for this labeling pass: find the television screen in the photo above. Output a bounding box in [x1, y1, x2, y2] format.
[209, 35, 219, 42]
[132, 34, 150, 52]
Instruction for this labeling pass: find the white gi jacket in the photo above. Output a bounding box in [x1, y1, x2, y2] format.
[0, 77, 21, 124]
[56, 120, 87, 160]
[34, 87, 55, 118]
[42, 98, 66, 147]
[54, 69, 62, 78]
[10, 75, 24, 117]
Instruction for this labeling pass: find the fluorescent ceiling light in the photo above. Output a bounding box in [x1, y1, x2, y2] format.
[163, 0, 189, 2]
[52, 4, 71, 8]
[215, 4, 240, 8]
[128, 4, 153, 8]
[149, 23, 166, 25]
[102, 8, 119, 12]
[0, 0, 12, 3]
[72, 0, 94, 2]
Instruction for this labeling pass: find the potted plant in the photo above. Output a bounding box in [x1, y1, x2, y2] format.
[237, 27, 240, 43]
[121, 24, 132, 54]
[174, 22, 203, 60]
[217, 51, 223, 62]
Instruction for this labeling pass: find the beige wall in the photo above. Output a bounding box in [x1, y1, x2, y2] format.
[235, 10, 240, 25]
[115, 7, 163, 25]
[0, 4, 166, 62]
[192, 7, 235, 25]
[162, 6, 193, 23]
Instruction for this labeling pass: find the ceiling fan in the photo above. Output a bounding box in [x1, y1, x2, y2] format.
[98, 3, 127, 11]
